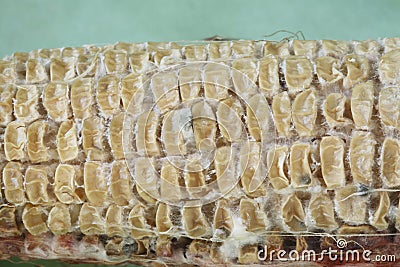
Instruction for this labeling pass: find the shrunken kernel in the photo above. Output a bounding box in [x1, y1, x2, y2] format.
[0, 39, 398, 265]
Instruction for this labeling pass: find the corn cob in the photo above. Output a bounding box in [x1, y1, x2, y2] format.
[0, 38, 400, 266]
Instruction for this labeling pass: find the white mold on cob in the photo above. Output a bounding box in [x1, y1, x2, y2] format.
[0, 38, 400, 266]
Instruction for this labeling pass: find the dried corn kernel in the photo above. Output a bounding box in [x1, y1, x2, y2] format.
[0, 39, 400, 266]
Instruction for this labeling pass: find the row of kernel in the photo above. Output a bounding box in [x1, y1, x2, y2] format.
[2, 113, 129, 164]
[0, 40, 375, 82]
[280, 188, 396, 232]
[271, 81, 399, 138]
[164, 190, 395, 241]
[153, 56, 372, 119]
[0, 78, 145, 123]
[1, 199, 224, 240]
[3, 54, 97, 84]
[1, 161, 134, 206]
[2, 162, 77, 205]
[0, 201, 152, 237]
[132, 132, 384, 205]
[2, 49, 138, 85]
[163, 190, 397, 264]
[214, 190, 395, 238]
[0, 199, 264, 244]
[0, 56, 389, 130]
[238, 133, 397, 192]
[78, 160, 133, 206]
[0, 189, 395, 251]
[288, 131, 399, 190]
[3, 42, 173, 84]
[20, 52, 381, 110]
[2, 38, 400, 85]
[113, 38, 398, 60]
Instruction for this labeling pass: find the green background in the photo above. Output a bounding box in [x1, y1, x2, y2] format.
[0, 0, 399, 266]
[1, 0, 400, 58]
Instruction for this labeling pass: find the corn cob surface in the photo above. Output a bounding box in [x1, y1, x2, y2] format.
[1, 39, 400, 266]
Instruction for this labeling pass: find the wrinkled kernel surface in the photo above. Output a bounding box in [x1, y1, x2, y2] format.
[0, 39, 399, 265]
